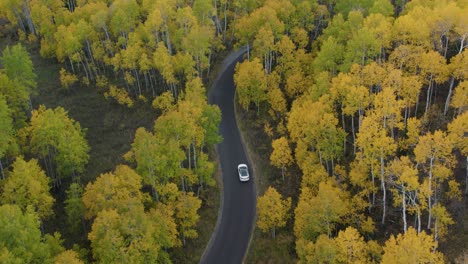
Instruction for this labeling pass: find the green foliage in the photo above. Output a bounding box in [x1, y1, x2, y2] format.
[64, 183, 86, 233]
[25, 105, 90, 179]
[0, 73, 30, 129]
[1, 44, 37, 94]
[0, 95, 15, 159]
[0, 204, 52, 263]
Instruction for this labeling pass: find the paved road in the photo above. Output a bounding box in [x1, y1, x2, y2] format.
[200, 49, 256, 264]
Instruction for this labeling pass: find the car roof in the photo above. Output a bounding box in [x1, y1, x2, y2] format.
[238, 164, 247, 168]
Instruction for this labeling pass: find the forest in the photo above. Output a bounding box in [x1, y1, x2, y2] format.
[0, 0, 467, 263]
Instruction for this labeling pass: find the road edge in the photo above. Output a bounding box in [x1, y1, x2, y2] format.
[233, 93, 258, 264]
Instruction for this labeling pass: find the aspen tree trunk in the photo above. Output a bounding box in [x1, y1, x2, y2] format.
[425, 74, 433, 115]
[192, 142, 197, 170]
[404, 106, 409, 127]
[341, 110, 346, 155]
[465, 156, 468, 194]
[13, 9, 27, 33]
[414, 91, 420, 117]
[133, 69, 142, 96]
[187, 147, 191, 170]
[0, 160, 4, 180]
[352, 115, 356, 155]
[380, 155, 386, 224]
[417, 208, 421, 233]
[371, 163, 376, 207]
[427, 157, 434, 229]
[331, 158, 335, 175]
[402, 186, 407, 233]
[223, 2, 228, 41]
[444, 76, 455, 115]
[22, 5, 36, 35]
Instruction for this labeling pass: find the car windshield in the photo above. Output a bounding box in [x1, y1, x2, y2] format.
[239, 167, 248, 177]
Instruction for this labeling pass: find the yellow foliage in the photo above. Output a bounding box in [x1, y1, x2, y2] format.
[381, 228, 444, 264]
[104, 85, 134, 107]
[256, 187, 291, 238]
[95, 75, 108, 89]
[59, 68, 78, 89]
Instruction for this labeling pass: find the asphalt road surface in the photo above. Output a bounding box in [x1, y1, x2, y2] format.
[200, 49, 256, 264]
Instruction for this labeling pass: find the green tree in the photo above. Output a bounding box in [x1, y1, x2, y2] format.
[64, 183, 86, 234]
[0, 95, 15, 178]
[26, 105, 89, 185]
[1, 157, 54, 220]
[0, 73, 30, 129]
[0, 204, 52, 263]
[256, 187, 291, 238]
[1, 44, 37, 95]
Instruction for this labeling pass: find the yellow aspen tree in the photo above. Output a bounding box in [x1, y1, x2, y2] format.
[419, 50, 449, 116]
[450, 81, 467, 115]
[300, 163, 328, 194]
[445, 41, 468, 114]
[414, 131, 454, 232]
[335, 227, 369, 264]
[54, 250, 84, 264]
[447, 112, 468, 194]
[381, 228, 444, 264]
[253, 25, 275, 74]
[88, 207, 169, 263]
[233, 57, 267, 113]
[294, 181, 350, 241]
[82, 165, 147, 219]
[297, 234, 338, 264]
[270, 137, 293, 180]
[1, 157, 54, 220]
[387, 156, 421, 233]
[356, 112, 397, 224]
[174, 192, 202, 245]
[256, 186, 291, 238]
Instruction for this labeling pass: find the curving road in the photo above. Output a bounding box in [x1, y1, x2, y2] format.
[200, 49, 256, 264]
